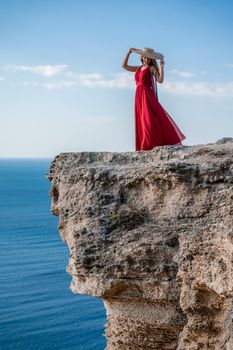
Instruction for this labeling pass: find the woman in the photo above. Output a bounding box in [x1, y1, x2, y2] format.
[122, 47, 186, 151]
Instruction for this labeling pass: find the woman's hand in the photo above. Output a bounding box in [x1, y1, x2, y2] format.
[157, 59, 165, 83]
[122, 49, 139, 72]
[160, 59, 165, 69]
[128, 48, 137, 54]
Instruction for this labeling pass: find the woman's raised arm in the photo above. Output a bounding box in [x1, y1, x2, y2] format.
[122, 48, 139, 72]
[156, 59, 165, 83]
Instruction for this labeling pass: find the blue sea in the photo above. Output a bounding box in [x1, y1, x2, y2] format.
[0, 159, 106, 350]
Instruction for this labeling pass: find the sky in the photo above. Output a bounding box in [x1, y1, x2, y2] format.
[0, 0, 233, 157]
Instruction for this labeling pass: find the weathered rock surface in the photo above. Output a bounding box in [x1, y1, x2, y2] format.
[48, 138, 233, 350]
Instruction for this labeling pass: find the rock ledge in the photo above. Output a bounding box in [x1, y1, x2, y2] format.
[48, 139, 233, 350]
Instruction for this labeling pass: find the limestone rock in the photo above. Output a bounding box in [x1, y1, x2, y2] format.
[48, 139, 233, 350]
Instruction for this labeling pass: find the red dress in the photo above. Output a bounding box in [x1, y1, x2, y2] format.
[134, 65, 186, 151]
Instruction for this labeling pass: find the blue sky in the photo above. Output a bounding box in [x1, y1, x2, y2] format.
[1, 0, 233, 157]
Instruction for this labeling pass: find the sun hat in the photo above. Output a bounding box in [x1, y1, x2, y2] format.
[131, 47, 164, 60]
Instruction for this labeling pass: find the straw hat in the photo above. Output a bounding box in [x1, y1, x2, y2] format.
[131, 47, 164, 60]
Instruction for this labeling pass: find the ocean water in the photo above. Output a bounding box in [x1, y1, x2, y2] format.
[0, 159, 106, 350]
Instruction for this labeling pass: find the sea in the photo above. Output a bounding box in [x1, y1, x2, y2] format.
[0, 159, 106, 350]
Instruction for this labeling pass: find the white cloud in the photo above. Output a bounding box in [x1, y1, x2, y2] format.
[22, 76, 233, 97]
[42, 80, 78, 90]
[161, 80, 233, 97]
[224, 63, 233, 68]
[170, 69, 196, 78]
[16, 66, 233, 97]
[5, 64, 68, 77]
[22, 81, 39, 87]
[23, 80, 78, 90]
[77, 73, 102, 80]
[0, 77, 4, 81]
[65, 71, 77, 78]
[73, 71, 233, 97]
[22, 72, 134, 90]
[76, 72, 134, 89]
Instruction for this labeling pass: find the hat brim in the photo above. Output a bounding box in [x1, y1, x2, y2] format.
[131, 49, 164, 60]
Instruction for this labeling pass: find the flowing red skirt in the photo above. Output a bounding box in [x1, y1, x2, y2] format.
[134, 66, 186, 151]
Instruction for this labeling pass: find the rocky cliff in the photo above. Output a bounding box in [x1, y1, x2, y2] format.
[48, 138, 233, 350]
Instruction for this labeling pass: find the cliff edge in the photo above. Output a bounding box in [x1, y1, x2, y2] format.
[48, 138, 233, 350]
